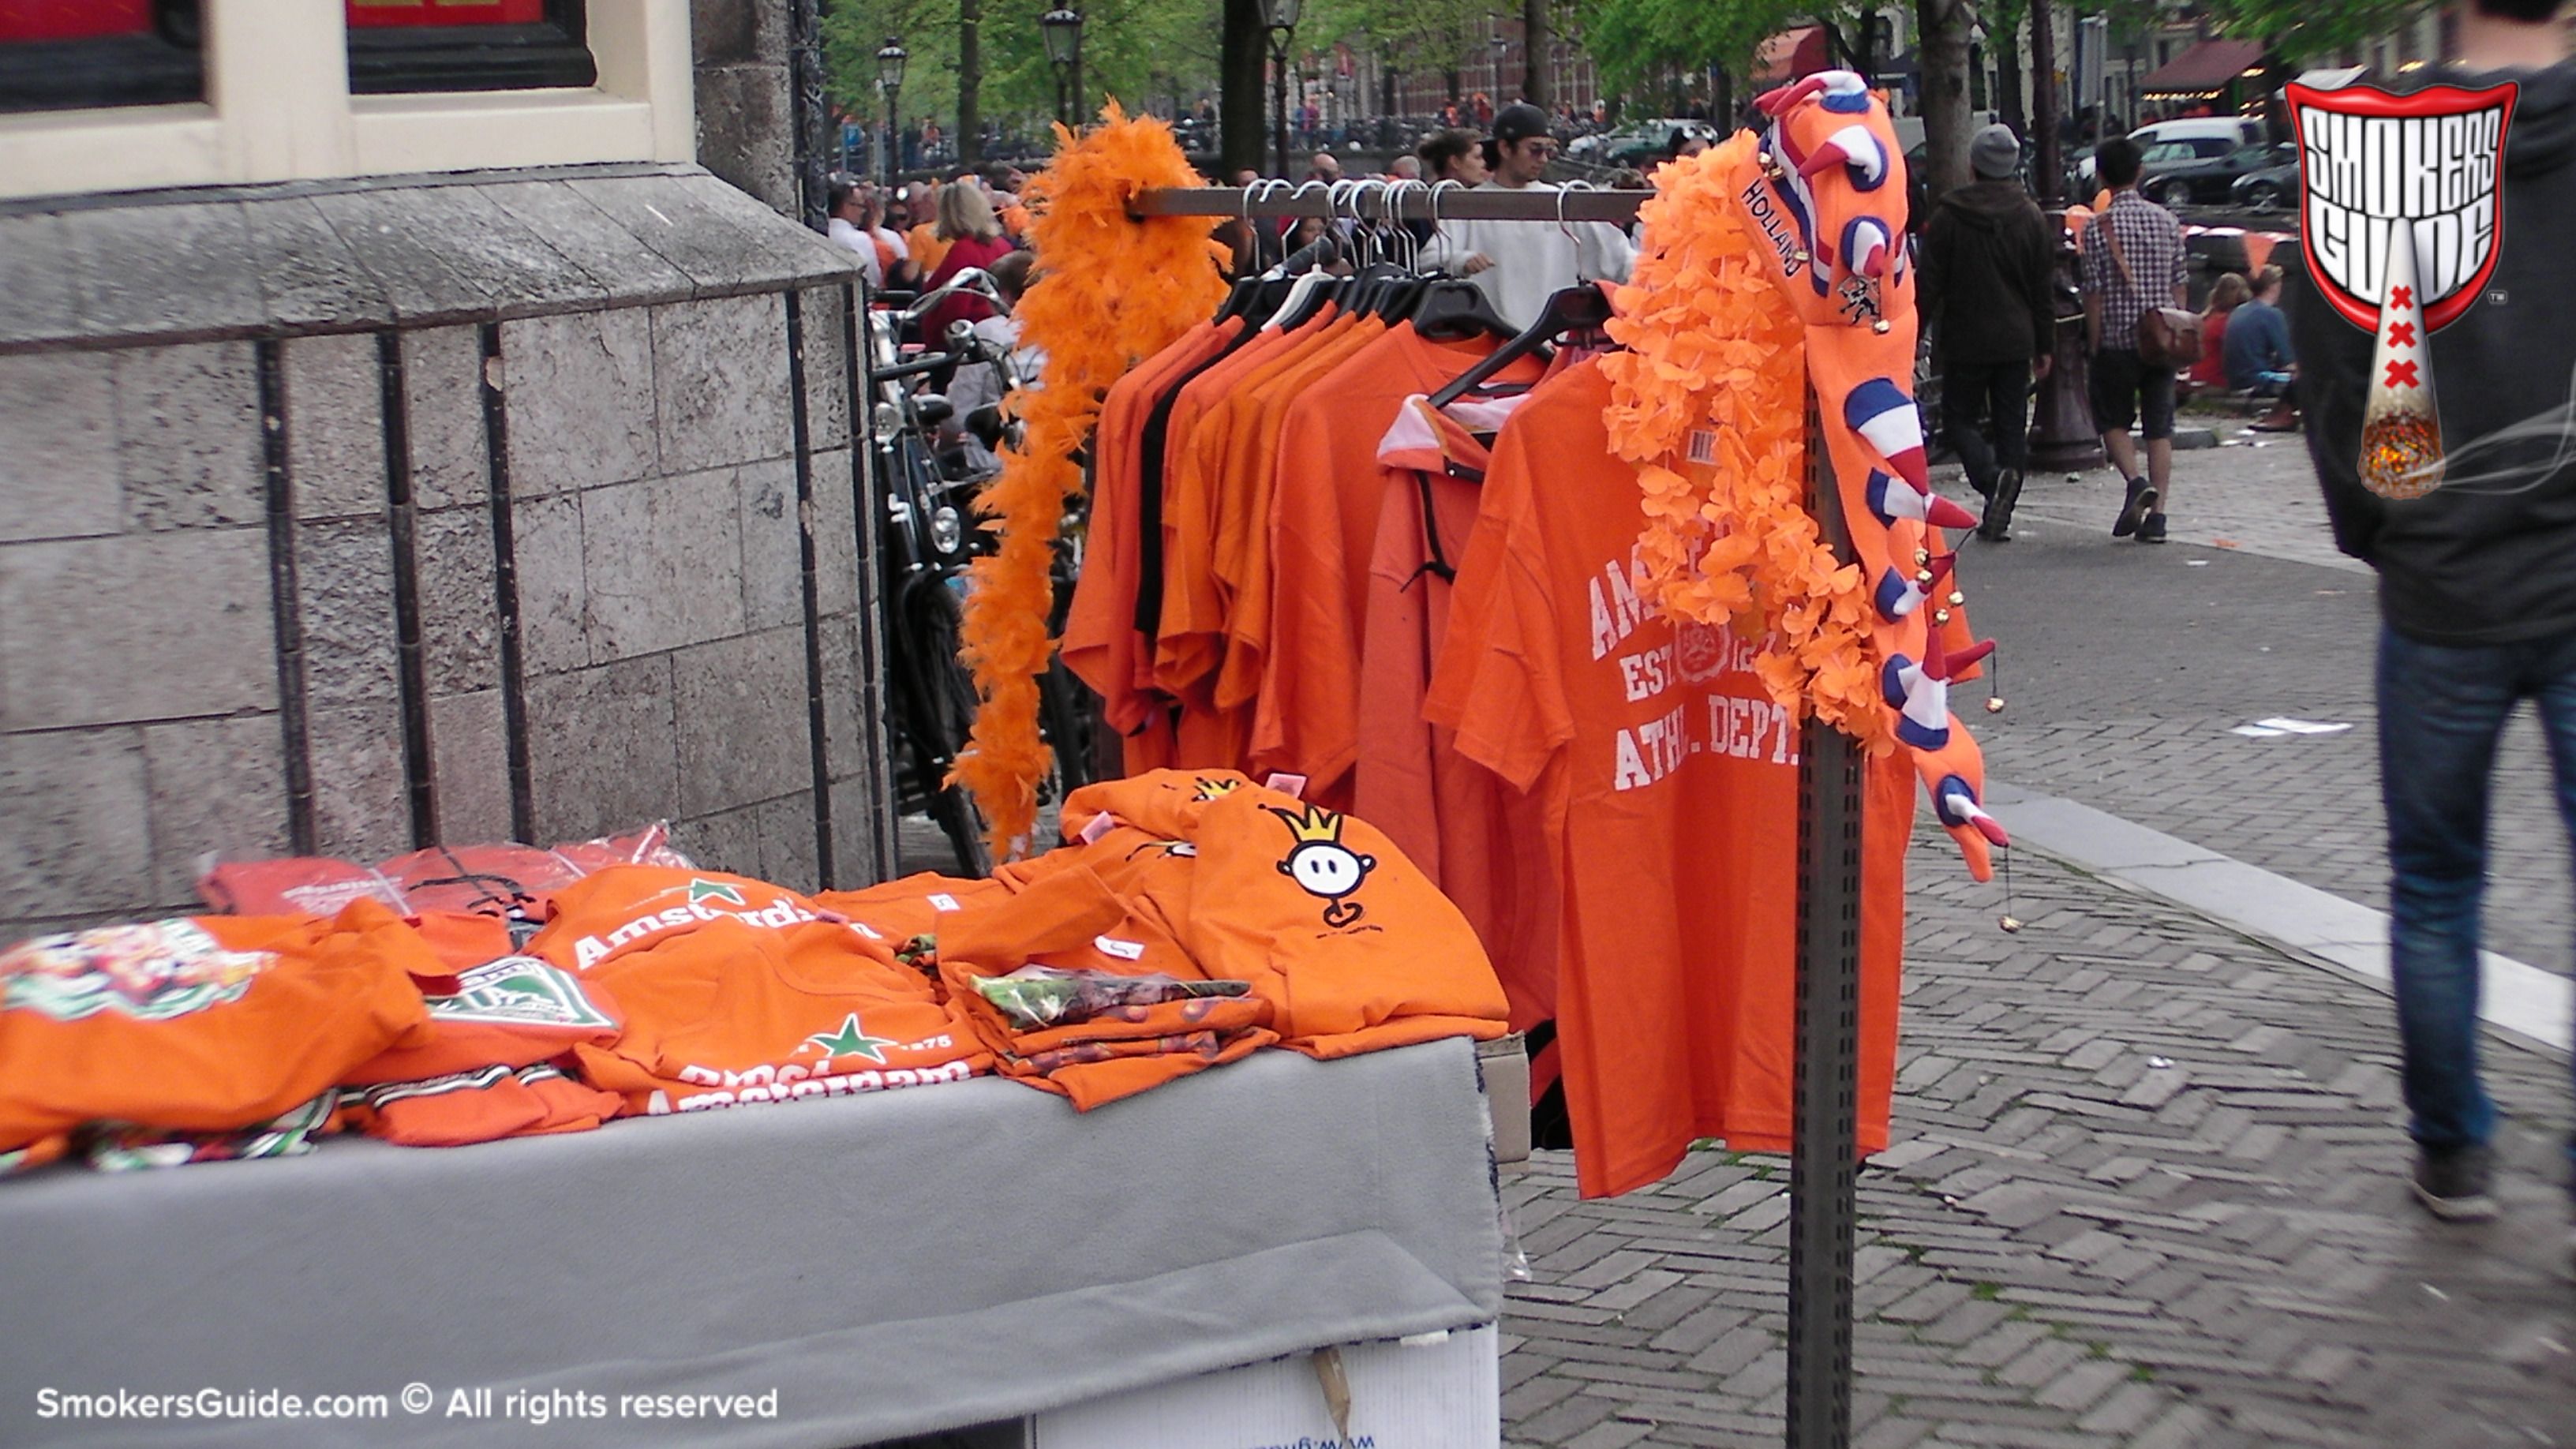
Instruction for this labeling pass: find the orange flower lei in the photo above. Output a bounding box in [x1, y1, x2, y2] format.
[1600, 136, 1892, 747]
[953, 104, 1229, 857]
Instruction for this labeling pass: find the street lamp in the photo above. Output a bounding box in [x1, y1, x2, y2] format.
[1040, 7, 1084, 128]
[1259, 0, 1302, 178]
[874, 37, 908, 185]
[1491, 24, 1507, 102]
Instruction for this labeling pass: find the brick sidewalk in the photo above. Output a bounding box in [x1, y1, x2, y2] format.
[1943, 436, 2576, 979]
[1500, 828, 2576, 1449]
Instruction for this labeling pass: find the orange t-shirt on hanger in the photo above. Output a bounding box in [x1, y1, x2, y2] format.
[1425, 359, 1915, 1199]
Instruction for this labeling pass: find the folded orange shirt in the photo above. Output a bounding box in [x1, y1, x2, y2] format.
[811, 872, 1011, 951]
[1180, 783, 1510, 1058]
[531, 867, 987, 1118]
[343, 1062, 622, 1148]
[934, 866, 1275, 1109]
[341, 906, 623, 1089]
[0, 908, 432, 1153]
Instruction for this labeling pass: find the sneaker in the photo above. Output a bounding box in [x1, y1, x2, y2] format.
[1979, 469, 2024, 541]
[2410, 1144, 2499, 1222]
[2112, 476, 2158, 537]
[2137, 511, 2167, 544]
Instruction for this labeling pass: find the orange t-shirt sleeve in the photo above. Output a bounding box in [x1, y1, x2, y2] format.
[1425, 452, 1572, 794]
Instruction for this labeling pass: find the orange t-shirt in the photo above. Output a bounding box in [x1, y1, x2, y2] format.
[908, 225, 951, 275]
[1424, 360, 1914, 1199]
[1172, 781, 1508, 1058]
[0, 908, 432, 1152]
[530, 867, 987, 1117]
[1064, 320, 1238, 770]
[1148, 319, 1322, 766]
[1250, 325, 1544, 806]
[1156, 311, 1356, 705]
[933, 865, 1275, 1110]
[1211, 316, 1391, 717]
[1359, 396, 1560, 1036]
[341, 906, 623, 1088]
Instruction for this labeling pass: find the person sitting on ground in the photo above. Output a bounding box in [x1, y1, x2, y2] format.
[2191, 271, 2250, 395]
[2223, 264, 2295, 397]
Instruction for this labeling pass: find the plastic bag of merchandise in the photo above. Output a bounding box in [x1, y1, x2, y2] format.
[197, 824, 692, 920]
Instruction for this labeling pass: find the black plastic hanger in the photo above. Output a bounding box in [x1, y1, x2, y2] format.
[1426, 284, 1614, 409]
[1410, 279, 1520, 344]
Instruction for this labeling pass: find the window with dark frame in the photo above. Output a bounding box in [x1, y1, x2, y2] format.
[346, 0, 594, 95]
[0, 0, 203, 115]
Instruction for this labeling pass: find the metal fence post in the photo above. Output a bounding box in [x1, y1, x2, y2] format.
[1786, 386, 1863, 1449]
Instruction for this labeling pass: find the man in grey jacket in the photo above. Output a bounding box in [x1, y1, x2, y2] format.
[1919, 124, 2057, 541]
[2293, 0, 2576, 1233]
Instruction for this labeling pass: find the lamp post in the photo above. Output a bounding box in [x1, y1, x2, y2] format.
[874, 37, 908, 185]
[1491, 26, 1508, 102]
[1259, 0, 1302, 178]
[1040, 6, 1084, 128]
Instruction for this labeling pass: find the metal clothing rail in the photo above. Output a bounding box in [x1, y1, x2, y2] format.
[1125, 180, 1866, 1449]
[1129, 182, 1648, 225]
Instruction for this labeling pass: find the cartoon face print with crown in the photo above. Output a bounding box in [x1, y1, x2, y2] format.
[1268, 804, 1378, 929]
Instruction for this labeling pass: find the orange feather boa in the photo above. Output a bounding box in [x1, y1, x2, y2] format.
[951, 104, 1228, 858]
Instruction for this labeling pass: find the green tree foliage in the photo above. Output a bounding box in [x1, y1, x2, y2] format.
[2198, 0, 2436, 62]
[1573, 0, 1797, 101]
[825, 0, 1226, 149]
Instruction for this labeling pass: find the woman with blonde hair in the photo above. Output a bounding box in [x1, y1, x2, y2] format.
[919, 178, 1020, 372]
[2191, 271, 2251, 393]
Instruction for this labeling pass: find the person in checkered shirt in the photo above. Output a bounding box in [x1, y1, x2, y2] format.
[2080, 136, 2189, 544]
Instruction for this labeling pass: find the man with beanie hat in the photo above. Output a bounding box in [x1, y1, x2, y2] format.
[1422, 101, 1634, 329]
[1919, 123, 2057, 540]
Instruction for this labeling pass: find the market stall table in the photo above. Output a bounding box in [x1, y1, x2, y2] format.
[2, 1039, 1503, 1447]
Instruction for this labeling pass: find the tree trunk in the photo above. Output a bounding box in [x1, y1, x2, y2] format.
[1997, 16, 2027, 137]
[1221, 0, 1265, 177]
[1444, 66, 1462, 107]
[1915, 0, 1972, 198]
[2031, 1, 2062, 203]
[957, 0, 983, 164]
[1522, 0, 1550, 111]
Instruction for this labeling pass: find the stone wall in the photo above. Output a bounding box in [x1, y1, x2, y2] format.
[0, 166, 893, 942]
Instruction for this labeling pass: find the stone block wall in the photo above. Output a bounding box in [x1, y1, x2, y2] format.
[0, 167, 893, 943]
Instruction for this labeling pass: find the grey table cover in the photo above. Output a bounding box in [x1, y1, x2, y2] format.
[0, 1038, 1503, 1448]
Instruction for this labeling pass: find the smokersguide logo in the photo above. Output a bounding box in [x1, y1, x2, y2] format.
[2288, 78, 2518, 499]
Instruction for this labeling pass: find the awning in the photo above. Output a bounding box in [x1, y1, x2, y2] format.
[1752, 26, 1829, 85]
[2139, 38, 2268, 96]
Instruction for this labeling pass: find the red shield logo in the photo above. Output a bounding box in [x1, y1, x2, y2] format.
[2286, 80, 2516, 333]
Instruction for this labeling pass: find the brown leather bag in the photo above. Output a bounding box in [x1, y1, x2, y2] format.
[2104, 210, 2203, 371]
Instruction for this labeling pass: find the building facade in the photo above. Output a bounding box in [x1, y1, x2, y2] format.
[0, 0, 897, 942]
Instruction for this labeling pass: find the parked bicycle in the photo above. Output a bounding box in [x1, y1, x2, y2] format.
[863, 271, 1102, 878]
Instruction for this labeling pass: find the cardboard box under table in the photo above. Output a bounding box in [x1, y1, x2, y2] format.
[0, 1039, 1503, 1447]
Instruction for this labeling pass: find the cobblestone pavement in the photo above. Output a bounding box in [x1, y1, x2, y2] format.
[1937, 432, 2576, 978]
[1500, 827, 2576, 1449]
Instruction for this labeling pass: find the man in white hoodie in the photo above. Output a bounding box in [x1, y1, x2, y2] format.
[1421, 103, 1634, 330]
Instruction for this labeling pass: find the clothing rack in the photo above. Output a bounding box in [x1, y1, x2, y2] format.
[1129, 182, 1648, 225]
[1126, 181, 1869, 1449]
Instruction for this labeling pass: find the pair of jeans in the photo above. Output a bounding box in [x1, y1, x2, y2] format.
[1941, 358, 2031, 496]
[2377, 623, 2576, 1168]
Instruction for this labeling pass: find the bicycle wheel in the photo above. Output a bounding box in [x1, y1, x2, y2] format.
[893, 571, 994, 877]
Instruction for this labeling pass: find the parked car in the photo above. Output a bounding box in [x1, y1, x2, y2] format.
[2231, 145, 2301, 211]
[1571, 119, 1717, 168]
[2139, 139, 2293, 208]
[2074, 115, 2268, 190]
